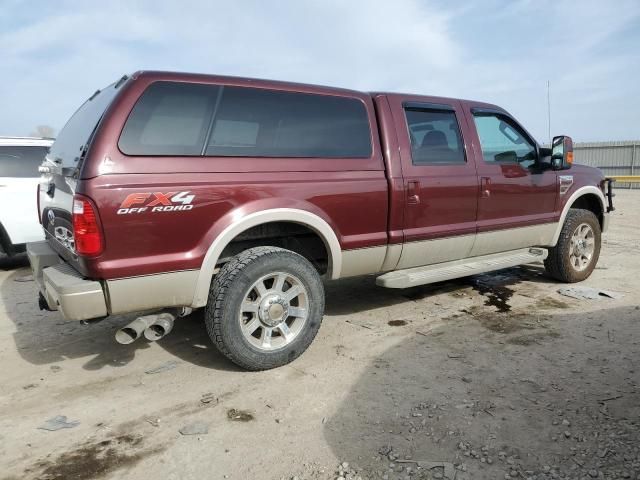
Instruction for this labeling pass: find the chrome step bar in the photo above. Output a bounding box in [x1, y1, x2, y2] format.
[376, 248, 548, 289]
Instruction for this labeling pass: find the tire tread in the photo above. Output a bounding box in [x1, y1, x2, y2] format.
[205, 246, 323, 371]
[544, 208, 601, 283]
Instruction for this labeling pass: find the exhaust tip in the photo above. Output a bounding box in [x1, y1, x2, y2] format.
[115, 327, 140, 345]
[144, 315, 175, 342]
[144, 324, 166, 342]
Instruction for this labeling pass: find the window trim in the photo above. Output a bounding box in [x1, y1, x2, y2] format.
[402, 105, 468, 167]
[403, 101, 455, 112]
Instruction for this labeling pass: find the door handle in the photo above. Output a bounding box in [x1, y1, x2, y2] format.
[407, 180, 420, 205]
[481, 177, 491, 198]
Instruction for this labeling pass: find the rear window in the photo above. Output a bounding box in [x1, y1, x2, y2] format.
[49, 82, 122, 167]
[119, 81, 372, 158]
[0, 145, 49, 177]
[118, 82, 221, 156]
[206, 87, 371, 158]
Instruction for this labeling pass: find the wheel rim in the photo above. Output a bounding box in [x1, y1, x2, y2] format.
[569, 222, 595, 272]
[238, 271, 309, 351]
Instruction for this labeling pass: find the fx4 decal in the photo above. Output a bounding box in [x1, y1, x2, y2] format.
[117, 191, 195, 214]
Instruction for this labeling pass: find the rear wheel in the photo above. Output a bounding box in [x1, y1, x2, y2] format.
[205, 246, 324, 371]
[544, 208, 601, 283]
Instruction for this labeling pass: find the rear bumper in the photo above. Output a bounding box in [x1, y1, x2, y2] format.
[27, 241, 107, 321]
[27, 241, 199, 321]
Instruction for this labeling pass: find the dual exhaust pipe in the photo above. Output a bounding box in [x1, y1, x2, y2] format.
[115, 308, 191, 345]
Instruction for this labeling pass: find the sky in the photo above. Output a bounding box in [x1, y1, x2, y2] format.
[1, 0, 639, 143]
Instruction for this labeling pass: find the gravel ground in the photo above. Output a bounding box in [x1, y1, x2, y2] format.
[0, 190, 638, 480]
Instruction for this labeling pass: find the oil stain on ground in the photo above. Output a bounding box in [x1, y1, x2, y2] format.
[469, 273, 519, 313]
[534, 297, 570, 310]
[27, 434, 163, 480]
[388, 320, 408, 327]
[463, 308, 550, 335]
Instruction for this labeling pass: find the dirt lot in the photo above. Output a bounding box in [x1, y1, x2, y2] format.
[1, 191, 638, 480]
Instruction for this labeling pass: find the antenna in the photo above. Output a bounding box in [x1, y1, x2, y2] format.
[547, 80, 551, 145]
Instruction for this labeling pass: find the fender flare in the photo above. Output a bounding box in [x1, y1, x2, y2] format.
[551, 186, 606, 246]
[191, 208, 342, 308]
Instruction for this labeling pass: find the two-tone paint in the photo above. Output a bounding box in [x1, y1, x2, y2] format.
[37, 71, 609, 315]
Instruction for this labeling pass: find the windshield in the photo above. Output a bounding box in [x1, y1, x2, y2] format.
[48, 81, 122, 167]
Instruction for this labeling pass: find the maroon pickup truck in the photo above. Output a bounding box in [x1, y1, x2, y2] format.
[28, 71, 614, 370]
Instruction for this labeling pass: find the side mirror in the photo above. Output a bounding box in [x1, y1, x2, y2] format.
[494, 150, 518, 163]
[551, 135, 574, 170]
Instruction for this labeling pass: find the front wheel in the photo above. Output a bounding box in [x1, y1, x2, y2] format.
[544, 208, 601, 283]
[205, 246, 325, 371]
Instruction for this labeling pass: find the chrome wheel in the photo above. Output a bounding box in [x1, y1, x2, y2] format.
[569, 222, 595, 272]
[54, 226, 75, 252]
[239, 271, 309, 351]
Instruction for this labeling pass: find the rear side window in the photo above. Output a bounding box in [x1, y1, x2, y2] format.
[119, 81, 372, 158]
[206, 87, 371, 158]
[0, 146, 49, 177]
[119, 82, 221, 156]
[404, 108, 465, 165]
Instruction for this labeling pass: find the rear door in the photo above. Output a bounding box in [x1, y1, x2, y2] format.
[462, 104, 558, 256]
[0, 144, 49, 245]
[39, 81, 123, 262]
[386, 95, 479, 269]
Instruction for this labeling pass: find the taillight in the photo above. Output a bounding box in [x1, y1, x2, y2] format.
[72, 195, 104, 256]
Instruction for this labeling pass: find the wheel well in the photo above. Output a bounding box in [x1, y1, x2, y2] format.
[217, 222, 329, 274]
[0, 222, 15, 255]
[570, 194, 604, 229]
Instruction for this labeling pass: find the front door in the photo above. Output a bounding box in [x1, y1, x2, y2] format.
[387, 95, 479, 269]
[463, 105, 558, 256]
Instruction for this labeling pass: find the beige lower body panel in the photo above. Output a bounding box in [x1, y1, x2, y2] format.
[470, 223, 557, 257]
[396, 235, 475, 270]
[375, 223, 558, 273]
[107, 270, 200, 315]
[339, 245, 388, 278]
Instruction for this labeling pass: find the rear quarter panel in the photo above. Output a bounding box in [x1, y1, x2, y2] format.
[77, 73, 389, 279]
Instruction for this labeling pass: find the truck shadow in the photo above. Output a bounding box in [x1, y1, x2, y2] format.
[0, 265, 242, 372]
[322, 304, 640, 479]
[2, 256, 556, 372]
[324, 264, 552, 316]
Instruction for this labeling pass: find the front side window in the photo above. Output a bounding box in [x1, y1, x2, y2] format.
[205, 87, 371, 158]
[473, 113, 537, 168]
[404, 108, 466, 165]
[0, 146, 49, 177]
[119, 82, 220, 156]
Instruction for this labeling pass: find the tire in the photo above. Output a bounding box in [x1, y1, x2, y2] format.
[205, 246, 325, 371]
[544, 208, 601, 283]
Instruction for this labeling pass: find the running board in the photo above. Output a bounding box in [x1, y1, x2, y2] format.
[376, 248, 548, 289]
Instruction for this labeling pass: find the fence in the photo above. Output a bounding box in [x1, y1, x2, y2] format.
[573, 140, 640, 188]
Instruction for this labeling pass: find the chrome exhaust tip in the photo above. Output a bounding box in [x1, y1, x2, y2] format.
[115, 315, 159, 345]
[143, 313, 175, 342]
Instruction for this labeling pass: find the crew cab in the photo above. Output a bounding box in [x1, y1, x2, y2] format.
[0, 136, 53, 256]
[28, 71, 614, 370]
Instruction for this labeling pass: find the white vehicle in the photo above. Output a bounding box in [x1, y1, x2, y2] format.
[0, 137, 53, 256]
